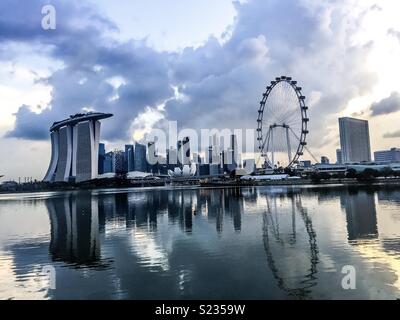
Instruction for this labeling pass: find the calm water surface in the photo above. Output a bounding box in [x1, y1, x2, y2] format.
[0, 185, 399, 300]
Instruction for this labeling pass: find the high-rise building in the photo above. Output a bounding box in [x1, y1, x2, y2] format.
[321, 156, 330, 164]
[299, 160, 312, 168]
[221, 150, 229, 173]
[98, 143, 106, 174]
[167, 147, 178, 169]
[227, 134, 238, 172]
[339, 117, 371, 163]
[177, 140, 183, 163]
[113, 150, 126, 174]
[208, 134, 220, 165]
[44, 112, 113, 183]
[103, 152, 114, 173]
[192, 153, 202, 164]
[209, 164, 220, 176]
[336, 149, 343, 164]
[157, 155, 168, 175]
[124, 145, 134, 172]
[374, 148, 400, 163]
[134, 142, 147, 172]
[147, 141, 158, 173]
[177, 137, 191, 165]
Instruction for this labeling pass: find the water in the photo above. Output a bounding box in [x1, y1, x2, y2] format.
[0, 185, 399, 300]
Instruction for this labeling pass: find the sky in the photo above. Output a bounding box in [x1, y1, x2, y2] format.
[1, 0, 400, 180]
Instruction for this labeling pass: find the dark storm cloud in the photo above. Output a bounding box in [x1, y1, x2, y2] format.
[162, 0, 378, 153]
[4, 105, 52, 140]
[370, 92, 400, 116]
[3, 0, 173, 141]
[3, 0, 379, 150]
[383, 130, 400, 139]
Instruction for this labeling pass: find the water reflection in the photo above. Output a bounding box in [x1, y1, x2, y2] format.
[1, 186, 400, 299]
[340, 190, 378, 241]
[261, 193, 319, 298]
[47, 193, 101, 266]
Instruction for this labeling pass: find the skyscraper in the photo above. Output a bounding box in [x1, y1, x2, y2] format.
[167, 147, 177, 166]
[103, 151, 114, 173]
[98, 143, 106, 174]
[227, 134, 238, 172]
[44, 112, 113, 183]
[113, 150, 126, 174]
[134, 142, 147, 172]
[339, 117, 371, 163]
[124, 144, 134, 172]
[208, 134, 220, 165]
[147, 141, 158, 173]
[177, 137, 191, 166]
[336, 149, 343, 164]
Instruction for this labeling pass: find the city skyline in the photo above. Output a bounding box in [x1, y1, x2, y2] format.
[1, 0, 400, 180]
[3, 105, 400, 183]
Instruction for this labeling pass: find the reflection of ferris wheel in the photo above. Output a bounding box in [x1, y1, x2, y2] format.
[262, 194, 319, 298]
[257, 76, 309, 169]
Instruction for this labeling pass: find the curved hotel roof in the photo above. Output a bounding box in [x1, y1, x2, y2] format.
[50, 112, 113, 132]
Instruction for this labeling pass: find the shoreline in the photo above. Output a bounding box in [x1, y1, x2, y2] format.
[2, 177, 400, 196]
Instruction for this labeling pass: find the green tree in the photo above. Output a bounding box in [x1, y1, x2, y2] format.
[319, 172, 331, 180]
[357, 169, 378, 182]
[381, 167, 394, 178]
[346, 168, 357, 179]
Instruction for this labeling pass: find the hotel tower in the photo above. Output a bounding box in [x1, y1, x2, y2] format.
[43, 112, 113, 183]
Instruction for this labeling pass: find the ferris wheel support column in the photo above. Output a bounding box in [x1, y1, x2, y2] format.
[271, 128, 275, 168]
[286, 126, 292, 165]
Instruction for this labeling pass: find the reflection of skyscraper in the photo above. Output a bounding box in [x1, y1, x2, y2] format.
[44, 112, 113, 183]
[342, 191, 378, 241]
[47, 193, 100, 265]
[223, 188, 243, 232]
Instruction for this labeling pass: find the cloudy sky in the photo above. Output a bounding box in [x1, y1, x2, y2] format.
[1, 0, 400, 180]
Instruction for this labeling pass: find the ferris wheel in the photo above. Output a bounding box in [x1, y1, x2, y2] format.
[257, 76, 309, 169]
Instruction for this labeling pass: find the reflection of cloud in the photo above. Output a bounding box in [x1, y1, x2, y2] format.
[351, 240, 400, 292]
[0, 247, 50, 300]
[128, 229, 169, 272]
[0, 253, 44, 300]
